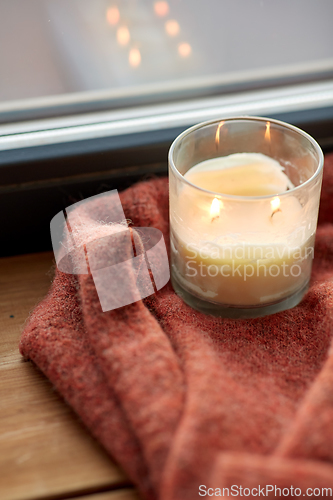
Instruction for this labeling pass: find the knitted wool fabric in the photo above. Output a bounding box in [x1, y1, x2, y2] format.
[20, 153, 333, 500]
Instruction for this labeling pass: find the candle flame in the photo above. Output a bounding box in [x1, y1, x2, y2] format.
[210, 198, 223, 220]
[270, 196, 281, 215]
[265, 121, 271, 142]
[215, 121, 224, 148]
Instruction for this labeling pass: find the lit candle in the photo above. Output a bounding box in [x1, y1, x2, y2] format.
[171, 153, 312, 307]
[169, 117, 323, 317]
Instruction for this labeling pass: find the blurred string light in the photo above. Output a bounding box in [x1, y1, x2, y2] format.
[107, 1, 191, 68]
[117, 26, 130, 46]
[154, 1, 169, 17]
[106, 6, 120, 26]
[178, 42, 192, 57]
[129, 48, 141, 67]
[165, 19, 180, 37]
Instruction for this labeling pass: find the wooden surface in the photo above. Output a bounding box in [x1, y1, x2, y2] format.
[0, 252, 139, 500]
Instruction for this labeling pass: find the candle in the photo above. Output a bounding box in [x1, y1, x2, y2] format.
[184, 153, 294, 196]
[171, 153, 313, 306]
[169, 117, 323, 317]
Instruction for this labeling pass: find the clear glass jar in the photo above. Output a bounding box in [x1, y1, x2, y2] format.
[169, 116, 324, 318]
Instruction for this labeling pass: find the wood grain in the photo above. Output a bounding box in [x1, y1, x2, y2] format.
[71, 489, 140, 500]
[0, 252, 54, 366]
[0, 252, 134, 500]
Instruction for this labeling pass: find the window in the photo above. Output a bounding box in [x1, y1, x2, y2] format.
[1, 0, 333, 256]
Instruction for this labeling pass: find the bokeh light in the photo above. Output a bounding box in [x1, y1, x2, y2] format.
[129, 48, 141, 67]
[178, 42, 192, 57]
[154, 1, 169, 17]
[106, 6, 120, 26]
[165, 19, 180, 37]
[117, 26, 130, 46]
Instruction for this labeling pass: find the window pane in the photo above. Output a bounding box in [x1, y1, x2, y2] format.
[1, 0, 333, 118]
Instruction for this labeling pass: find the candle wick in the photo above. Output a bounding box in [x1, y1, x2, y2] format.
[211, 216, 219, 223]
[271, 208, 282, 218]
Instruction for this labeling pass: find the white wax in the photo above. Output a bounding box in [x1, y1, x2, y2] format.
[170, 153, 314, 306]
[185, 153, 294, 196]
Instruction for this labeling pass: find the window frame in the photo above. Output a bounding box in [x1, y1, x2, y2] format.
[1, 79, 333, 258]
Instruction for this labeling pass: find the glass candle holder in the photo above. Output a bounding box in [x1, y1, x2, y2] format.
[169, 116, 324, 319]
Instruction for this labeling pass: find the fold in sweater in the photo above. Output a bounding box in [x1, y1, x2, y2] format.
[20, 153, 333, 499]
